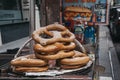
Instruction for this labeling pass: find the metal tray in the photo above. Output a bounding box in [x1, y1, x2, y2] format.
[10, 38, 93, 77]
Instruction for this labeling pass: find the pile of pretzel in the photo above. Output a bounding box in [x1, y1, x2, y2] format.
[10, 23, 90, 72]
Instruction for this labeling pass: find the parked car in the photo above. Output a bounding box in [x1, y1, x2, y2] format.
[109, 5, 120, 40]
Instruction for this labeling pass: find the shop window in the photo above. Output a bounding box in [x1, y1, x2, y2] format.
[0, 0, 29, 45]
[0, 0, 18, 10]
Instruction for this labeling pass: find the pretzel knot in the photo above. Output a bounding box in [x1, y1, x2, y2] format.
[32, 23, 75, 45]
[59, 50, 90, 69]
[34, 42, 76, 53]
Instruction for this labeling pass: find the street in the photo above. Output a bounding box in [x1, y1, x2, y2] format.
[97, 25, 120, 80]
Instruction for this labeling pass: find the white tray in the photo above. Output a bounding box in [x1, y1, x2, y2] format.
[12, 38, 93, 76]
[25, 60, 93, 76]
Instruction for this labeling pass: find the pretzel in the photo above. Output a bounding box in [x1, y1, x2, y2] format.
[32, 23, 75, 45]
[60, 51, 90, 66]
[35, 50, 75, 60]
[34, 42, 76, 53]
[60, 64, 85, 69]
[11, 54, 48, 67]
[14, 66, 48, 72]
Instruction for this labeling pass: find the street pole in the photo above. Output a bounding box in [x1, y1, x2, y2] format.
[29, 0, 35, 53]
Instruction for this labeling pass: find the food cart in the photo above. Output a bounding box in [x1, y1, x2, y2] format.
[0, 0, 109, 80]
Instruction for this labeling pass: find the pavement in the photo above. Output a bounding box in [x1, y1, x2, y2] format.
[97, 25, 120, 80]
[0, 37, 29, 53]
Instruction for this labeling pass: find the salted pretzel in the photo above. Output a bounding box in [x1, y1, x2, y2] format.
[11, 54, 48, 67]
[35, 50, 75, 60]
[34, 42, 76, 53]
[32, 23, 75, 45]
[60, 50, 90, 66]
[60, 64, 85, 69]
[14, 66, 48, 72]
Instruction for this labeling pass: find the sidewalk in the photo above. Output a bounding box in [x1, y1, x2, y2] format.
[97, 25, 120, 80]
[0, 37, 29, 53]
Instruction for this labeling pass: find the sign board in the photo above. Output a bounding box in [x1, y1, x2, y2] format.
[61, 0, 108, 43]
[62, 0, 108, 25]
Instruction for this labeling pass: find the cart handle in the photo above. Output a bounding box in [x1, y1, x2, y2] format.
[14, 38, 86, 58]
[14, 38, 32, 59]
